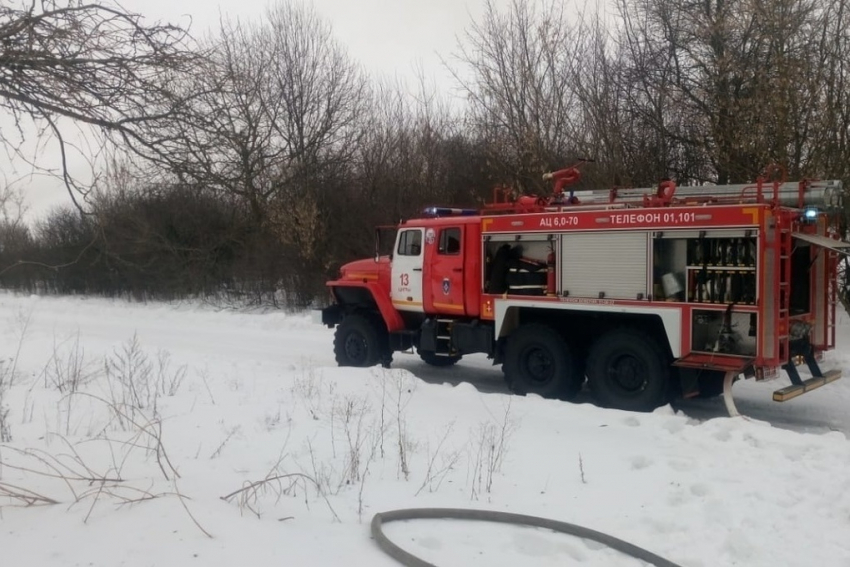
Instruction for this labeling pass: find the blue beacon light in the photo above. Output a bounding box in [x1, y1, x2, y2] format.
[802, 207, 819, 222]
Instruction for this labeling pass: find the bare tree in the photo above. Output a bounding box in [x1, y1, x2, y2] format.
[143, 1, 369, 304]
[263, 2, 367, 173]
[0, 183, 31, 271]
[0, 0, 197, 209]
[355, 76, 472, 216]
[161, 2, 368, 220]
[261, 0, 369, 269]
[450, 0, 583, 193]
[806, 0, 850, 179]
[158, 18, 283, 223]
[615, 0, 845, 184]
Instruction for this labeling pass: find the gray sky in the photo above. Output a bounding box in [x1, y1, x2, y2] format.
[123, 0, 498, 88]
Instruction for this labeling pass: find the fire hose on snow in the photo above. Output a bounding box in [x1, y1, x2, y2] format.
[371, 508, 684, 567]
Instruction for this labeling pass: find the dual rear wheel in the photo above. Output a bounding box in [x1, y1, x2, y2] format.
[503, 325, 670, 411]
[586, 329, 670, 411]
[503, 324, 583, 400]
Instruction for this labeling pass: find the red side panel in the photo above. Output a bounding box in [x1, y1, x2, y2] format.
[423, 226, 466, 315]
[482, 204, 762, 234]
[420, 219, 481, 318]
[464, 222, 481, 317]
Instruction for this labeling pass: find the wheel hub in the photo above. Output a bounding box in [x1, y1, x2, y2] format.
[522, 347, 554, 384]
[344, 332, 367, 363]
[608, 354, 646, 393]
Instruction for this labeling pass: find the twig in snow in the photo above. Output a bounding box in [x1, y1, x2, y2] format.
[579, 453, 586, 484]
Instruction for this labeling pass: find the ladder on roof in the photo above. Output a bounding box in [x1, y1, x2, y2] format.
[568, 180, 843, 210]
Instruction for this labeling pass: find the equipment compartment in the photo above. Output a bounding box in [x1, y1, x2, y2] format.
[484, 238, 550, 295]
[691, 309, 758, 356]
[652, 230, 758, 305]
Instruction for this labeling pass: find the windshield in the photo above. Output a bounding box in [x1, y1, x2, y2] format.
[375, 226, 398, 258]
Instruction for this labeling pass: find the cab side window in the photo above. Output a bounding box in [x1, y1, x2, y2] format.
[397, 230, 423, 256]
[438, 228, 461, 255]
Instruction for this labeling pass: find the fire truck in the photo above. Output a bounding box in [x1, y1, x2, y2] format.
[318, 165, 848, 415]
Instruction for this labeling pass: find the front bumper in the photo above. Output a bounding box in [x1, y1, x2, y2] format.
[313, 304, 343, 327]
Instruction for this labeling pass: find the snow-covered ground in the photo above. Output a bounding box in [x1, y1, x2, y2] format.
[0, 293, 848, 566]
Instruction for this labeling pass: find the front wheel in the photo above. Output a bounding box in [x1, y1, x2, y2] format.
[586, 329, 670, 411]
[333, 314, 387, 367]
[503, 324, 582, 399]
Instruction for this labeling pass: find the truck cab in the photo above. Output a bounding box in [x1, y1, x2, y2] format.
[390, 217, 482, 318]
[321, 213, 488, 368]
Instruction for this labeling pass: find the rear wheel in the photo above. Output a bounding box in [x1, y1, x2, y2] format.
[503, 324, 582, 399]
[586, 329, 670, 411]
[419, 351, 462, 367]
[334, 314, 386, 367]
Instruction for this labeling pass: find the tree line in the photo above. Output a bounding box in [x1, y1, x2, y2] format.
[1, 0, 849, 307]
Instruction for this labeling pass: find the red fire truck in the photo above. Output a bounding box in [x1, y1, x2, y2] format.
[319, 166, 848, 414]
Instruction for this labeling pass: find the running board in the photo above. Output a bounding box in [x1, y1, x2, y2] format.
[773, 370, 842, 401]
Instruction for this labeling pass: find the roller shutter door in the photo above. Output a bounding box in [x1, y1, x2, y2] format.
[560, 232, 648, 299]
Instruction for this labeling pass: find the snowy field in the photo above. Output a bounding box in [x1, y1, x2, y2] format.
[0, 292, 848, 566]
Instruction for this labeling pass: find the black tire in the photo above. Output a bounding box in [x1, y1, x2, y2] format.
[419, 351, 462, 367]
[586, 329, 670, 411]
[333, 314, 386, 367]
[503, 324, 582, 399]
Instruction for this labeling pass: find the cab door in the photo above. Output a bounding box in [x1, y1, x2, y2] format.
[426, 226, 466, 315]
[391, 228, 425, 312]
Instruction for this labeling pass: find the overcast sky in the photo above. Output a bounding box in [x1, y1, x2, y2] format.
[121, 0, 505, 88]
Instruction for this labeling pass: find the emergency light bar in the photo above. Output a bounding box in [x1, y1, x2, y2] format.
[422, 207, 479, 217]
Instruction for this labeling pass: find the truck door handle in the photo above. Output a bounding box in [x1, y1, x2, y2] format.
[452, 268, 463, 272]
[413, 268, 422, 272]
